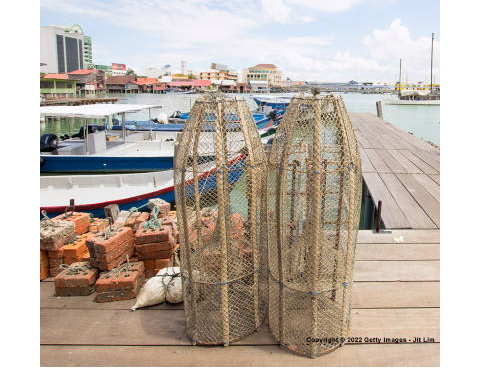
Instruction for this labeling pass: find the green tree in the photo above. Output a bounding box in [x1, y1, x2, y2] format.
[126, 68, 135, 76]
[188, 73, 195, 79]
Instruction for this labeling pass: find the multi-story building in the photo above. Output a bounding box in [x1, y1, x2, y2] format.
[83, 35, 92, 67]
[199, 69, 238, 82]
[40, 24, 92, 74]
[245, 64, 282, 90]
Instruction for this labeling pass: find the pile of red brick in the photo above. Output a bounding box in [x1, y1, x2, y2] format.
[55, 261, 98, 296]
[40, 219, 76, 277]
[41, 200, 182, 304]
[86, 226, 135, 271]
[135, 216, 178, 278]
[95, 261, 145, 302]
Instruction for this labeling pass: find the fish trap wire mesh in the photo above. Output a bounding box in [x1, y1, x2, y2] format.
[266, 94, 362, 358]
[174, 94, 268, 346]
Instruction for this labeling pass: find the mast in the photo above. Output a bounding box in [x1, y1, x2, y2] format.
[398, 58, 402, 98]
[430, 33, 434, 92]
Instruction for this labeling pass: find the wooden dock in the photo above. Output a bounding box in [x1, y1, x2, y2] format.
[40, 229, 440, 367]
[350, 113, 440, 230]
[40, 97, 118, 106]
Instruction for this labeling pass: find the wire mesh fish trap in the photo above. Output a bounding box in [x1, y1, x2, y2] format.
[174, 94, 268, 346]
[266, 94, 362, 358]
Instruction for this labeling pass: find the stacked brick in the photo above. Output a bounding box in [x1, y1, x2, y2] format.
[86, 226, 135, 271]
[88, 218, 109, 233]
[54, 262, 99, 296]
[40, 219, 76, 277]
[62, 233, 92, 265]
[40, 250, 49, 280]
[52, 212, 90, 235]
[135, 216, 178, 279]
[148, 198, 171, 219]
[95, 261, 145, 302]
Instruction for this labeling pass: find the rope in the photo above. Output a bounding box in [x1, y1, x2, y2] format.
[59, 262, 90, 275]
[41, 210, 50, 221]
[142, 206, 164, 231]
[126, 201, 150, 219]
[155, 267, 181, 294]
[103, 255, 132, 278]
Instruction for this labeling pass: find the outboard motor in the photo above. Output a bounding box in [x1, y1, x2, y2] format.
[268, 110, 277, 121]
[170, 110, 182, 119]
[40, 133, 59, 152]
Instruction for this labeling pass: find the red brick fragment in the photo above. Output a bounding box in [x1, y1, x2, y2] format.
[55, 262, 98, 288]
[95, 262, 144, 302]
[135, 224, 173, 245]
[55, 285, 96, 296]
[148, 198, 170, 218]
[86, 226, 134, 254]
[53, 212, 90, 235]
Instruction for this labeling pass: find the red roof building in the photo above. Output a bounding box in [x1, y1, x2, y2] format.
[43, 73, 69, 80]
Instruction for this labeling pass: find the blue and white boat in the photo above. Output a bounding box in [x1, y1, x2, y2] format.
[252, 96, 291, 113]
[40, 104, 279, 174]
[40, 155, 246, 218]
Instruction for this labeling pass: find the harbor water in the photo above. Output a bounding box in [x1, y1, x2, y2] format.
[40, 92, 440, 146]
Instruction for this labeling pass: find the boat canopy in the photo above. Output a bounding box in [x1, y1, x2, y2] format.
[39, 104, 162, 119]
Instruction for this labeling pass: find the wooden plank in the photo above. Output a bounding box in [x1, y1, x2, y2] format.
[354, 260, 440, 282]
[375, 149, 410, 174]
[357, 230, 440, 244]
[40, 279, 439, 311]
[40, 282, 183, 310]
[411, 174, 440, 202]
[359, 148, 376, 172]
[40, 308, 439, 346]
[428, 174, 440, 185]
[396, 174, 440, 227]
[356, 243, 440, 260]
[379, 173, 437, 229]
[362, 172, 411, 229]
[412, 150, 440, 172]
[40, 343, 440, 367]
[352, 282, 439, 308]
[398, 150, 438, 175]
[364, 149, 391, 173]
[386, 149, 422, 173]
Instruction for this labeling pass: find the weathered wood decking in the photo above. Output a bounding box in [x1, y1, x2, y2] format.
[349, 113, 440, 230]
[40, 229, 440, 367]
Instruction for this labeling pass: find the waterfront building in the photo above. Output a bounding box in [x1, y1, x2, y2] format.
[200, 63, 238, 82]
[68, 69, 106, 94]
[135, 78, 166, 93]
[106, 75, 139, 93]
[40, 73, 77, 98]
[40, 24, 91, 74]
[245, 64, 282, 91]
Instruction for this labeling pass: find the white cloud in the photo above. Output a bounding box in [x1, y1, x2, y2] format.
[40, 1, 438, 82]
[261, 0, 292, 23]
[362, 19, 439, 81]
[287, 0, 364, 12]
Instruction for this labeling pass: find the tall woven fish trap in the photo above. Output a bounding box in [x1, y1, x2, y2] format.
[174, 94, 268, 346]
[266, 94, 362, 358]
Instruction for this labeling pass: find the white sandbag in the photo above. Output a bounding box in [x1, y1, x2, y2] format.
[130, 267, 182, 310]
[166, 275, 183, 304]
[159, 267, 183, 304]
[130, 275, 167, 311]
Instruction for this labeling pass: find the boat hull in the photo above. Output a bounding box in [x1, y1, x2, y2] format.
[40, 156, 246, 218]
[40, 155, 175, 173]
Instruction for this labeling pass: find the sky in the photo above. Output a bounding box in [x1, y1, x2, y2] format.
[40, 0, 440, 83]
